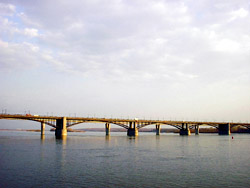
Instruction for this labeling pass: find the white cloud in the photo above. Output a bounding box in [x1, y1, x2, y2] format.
[214, 38, 241, 52]
[0, 40, 40, 70]
[0, 17, 19, 36]
[229, 8, 248, 21]
[18, 12, 41, 28]
[24, 28, 39, 37]
[0, 3, 15, 16]
[0, 1, 249, 80]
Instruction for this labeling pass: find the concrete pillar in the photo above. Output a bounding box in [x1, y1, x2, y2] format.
[195, 125, 200, 135]
[55, 117, 67, 139]
[129, 121, 133, 129]
[127, 122, 138, 136]
[156, 124, 161, 135]
[127, 128, 138, 136]
[218, 123, 231, 135]
[41, 122, 45, 135]
[105, 123, 110, 136]
[180, 123, 191, 135]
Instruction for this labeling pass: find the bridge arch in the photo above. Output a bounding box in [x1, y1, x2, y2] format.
[66, 120, 129, 129]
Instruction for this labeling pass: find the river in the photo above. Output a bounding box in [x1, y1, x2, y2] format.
[0, 131, 249, 188]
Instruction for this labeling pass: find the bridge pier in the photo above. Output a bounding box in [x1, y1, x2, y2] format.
[41, 122, 45, 135]
[195, 125, 200, 135]
[105, 123, 110, 136]
[127, 122, 138, 136]
[218, 123, 231, 135]
[55, 117, 67, 139]
[156, 124, 161, 135]
[180, 123, 191, 135]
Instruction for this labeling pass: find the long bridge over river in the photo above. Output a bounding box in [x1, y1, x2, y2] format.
[1, 114, 250, 138]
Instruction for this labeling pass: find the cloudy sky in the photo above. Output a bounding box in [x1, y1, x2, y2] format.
[0, 0, 250, 124]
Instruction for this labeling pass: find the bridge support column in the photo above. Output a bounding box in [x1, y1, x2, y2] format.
[156, 124, 161, 135]
[218, 123, 231, 135]
[55, 117, 67, 139]
[180, 123, 190, 136]
[195, 125, 199, 135]
[127, 122, 138, 136]
[41, 122, 45, 135]
[105, 123, 110, 136]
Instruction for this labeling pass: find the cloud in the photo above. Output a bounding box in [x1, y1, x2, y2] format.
[24, 28, 39, 37]
[0, 40, 40, 71]
[0, 0, 249, 84]
[0, 0, 249, 122]
[229, 8, 248, 21]
[0, 3, 15, 16]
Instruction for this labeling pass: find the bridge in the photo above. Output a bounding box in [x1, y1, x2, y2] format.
[0, 114, 250, 138]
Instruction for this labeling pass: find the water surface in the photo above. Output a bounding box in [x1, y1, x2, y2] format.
[0, 131, 249, 188]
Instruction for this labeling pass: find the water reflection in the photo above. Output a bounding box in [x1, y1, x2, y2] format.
[127, 136, 138, 140]
[56, 136, 67, 145]
[105, 135, 110, 141]
[55, 135, 67, 140]
[54, 136, 67, 178]
[40, 134, 45, 142]
[127, 135, 138, 148]
[155, 135, 160, 149]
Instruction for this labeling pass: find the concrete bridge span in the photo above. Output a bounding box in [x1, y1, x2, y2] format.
[1, 114, 249, 138]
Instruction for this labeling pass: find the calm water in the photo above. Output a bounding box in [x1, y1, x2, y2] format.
[0, 131, 249, 188]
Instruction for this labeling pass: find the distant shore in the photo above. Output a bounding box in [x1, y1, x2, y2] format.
[0, 128, 85, 133]
[50, 128, 86, 132]
[0, 129, 41, 132]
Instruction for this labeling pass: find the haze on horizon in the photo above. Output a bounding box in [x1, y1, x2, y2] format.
[0, 0, 250, 128]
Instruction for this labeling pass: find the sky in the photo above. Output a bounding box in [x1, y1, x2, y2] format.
[0, 0, 250, 127]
